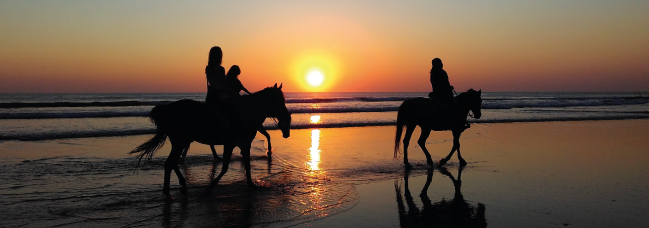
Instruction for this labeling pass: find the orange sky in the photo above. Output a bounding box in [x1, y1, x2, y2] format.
[1, 1, 648, 93]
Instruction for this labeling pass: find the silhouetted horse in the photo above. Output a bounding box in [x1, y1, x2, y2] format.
[394, 89, 482, 168]
[130, 84, 291, 197]
[179, 126, 272, 161]
[395, 167, 487, 228]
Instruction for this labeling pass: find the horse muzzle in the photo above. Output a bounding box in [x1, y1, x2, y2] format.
[280, 124, 290, 138]
[279, 116, 291, 138]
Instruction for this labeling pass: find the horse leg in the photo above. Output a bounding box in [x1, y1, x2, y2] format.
[173, 164, 188, 196]
[210, 145, 222, 161]
[240, 144, 255, 187]
[258, 127, 272, 155]
[402, 124, 416, 170]
[453, 131, 467, 166]
[180, 147, 188, 163]
[417, 128, 435, 166]
[438, 130, 463, 167]
[164, 140, 188, 196]
[207, 143, 235, 192]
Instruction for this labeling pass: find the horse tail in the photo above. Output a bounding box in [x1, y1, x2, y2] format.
[149, 104, 168, 132]
[129, 132, 167, 170]
[129, 104, 169, 170]
[394, 100, 409, 159]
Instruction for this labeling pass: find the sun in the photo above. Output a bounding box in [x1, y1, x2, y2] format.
[306, 71, 324, 87]
[290, 50, 341, 92]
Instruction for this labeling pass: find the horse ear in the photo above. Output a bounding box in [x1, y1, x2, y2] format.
[273, 83, 277, 88]
[478, 89, 481, 95]
[279, 83, 283, 90]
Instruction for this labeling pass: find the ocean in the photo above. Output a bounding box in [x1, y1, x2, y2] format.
[1, 92, 649, 227]
[1, 92, 648, 141]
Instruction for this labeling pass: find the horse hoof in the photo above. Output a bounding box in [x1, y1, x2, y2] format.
[405, 163, 413, 170]
[180, 188, 188, 196]
[266, 150, 272, 156]
[427, 160, 435, 167]
[438, 158, 448, 167]
[459, 159, 467, 167]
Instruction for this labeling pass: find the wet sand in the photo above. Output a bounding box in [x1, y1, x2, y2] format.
[1, 120, 649, 227]
[301, 120, 649, 227]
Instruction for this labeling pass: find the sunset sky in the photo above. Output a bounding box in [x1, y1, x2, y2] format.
[1, 1, 648, 93]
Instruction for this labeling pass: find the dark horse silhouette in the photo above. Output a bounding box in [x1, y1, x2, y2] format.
[394, 89, 482, 169]
[395, 167, 487, 228]
[130, 84, 291, 196]
[179, 126, 272, 161]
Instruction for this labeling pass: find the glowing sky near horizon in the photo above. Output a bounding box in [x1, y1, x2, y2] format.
[1, 1, 648, 93]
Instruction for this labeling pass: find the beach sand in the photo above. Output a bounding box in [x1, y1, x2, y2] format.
[1, 120, 649, 227]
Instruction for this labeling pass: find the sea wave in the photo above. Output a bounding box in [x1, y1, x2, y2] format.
[2, 95, 646, 108]
[0, 97, 411, 108]
[2, 113, 648, 141]
[1, 96, 648, 119]
[0, 101, 168, 108]
[482, 97, 649, 109]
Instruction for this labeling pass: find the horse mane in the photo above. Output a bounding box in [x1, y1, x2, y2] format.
[250, 86, 285, 100]
[244, 86, 285, 123]
[456, 89, 479, 101]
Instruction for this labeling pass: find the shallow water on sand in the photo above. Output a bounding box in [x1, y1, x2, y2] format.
[2, 121, 649, 227]
[0, 127, 419, 227]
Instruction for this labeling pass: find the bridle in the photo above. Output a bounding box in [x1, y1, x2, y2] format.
[455, 89, 478, 119]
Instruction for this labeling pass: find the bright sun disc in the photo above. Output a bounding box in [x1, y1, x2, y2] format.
[307, 71, 324, 86]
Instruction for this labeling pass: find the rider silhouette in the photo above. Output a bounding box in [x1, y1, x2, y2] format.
[428, 58, 470, 129]
[205, 46, 232, 128]
[226, 65, 252, 96]
[429, 58, 454, 110]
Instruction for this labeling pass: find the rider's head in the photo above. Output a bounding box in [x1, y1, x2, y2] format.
[227, 65, 241, 78]
[432, 58, 443, 69]
[208, 46, 223, 66]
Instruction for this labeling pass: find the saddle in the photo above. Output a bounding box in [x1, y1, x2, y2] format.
[427, 93, 470, 131]
[428, 92, 454, 113]
[205, 98, 245, 135]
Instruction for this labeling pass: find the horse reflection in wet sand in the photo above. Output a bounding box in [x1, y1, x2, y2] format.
[130, 84, 291, 197]
[394, 89, 482, 168]
[395, 167, 487, 228]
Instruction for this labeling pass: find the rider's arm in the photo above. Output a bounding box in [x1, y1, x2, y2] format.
[242, 86, 252, 95]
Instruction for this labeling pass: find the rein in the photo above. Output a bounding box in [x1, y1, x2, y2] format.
[249, 88, 286, 127]
[455, 90, 477, 120]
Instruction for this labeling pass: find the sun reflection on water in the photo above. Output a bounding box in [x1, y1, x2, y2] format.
[310, 115, 321, 124]
[308, 129, 321, 171]
[304, 128, 328, 215]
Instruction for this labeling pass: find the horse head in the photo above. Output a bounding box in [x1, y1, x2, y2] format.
[459, 89, 482, 119]
[266, 83, 291, 138]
